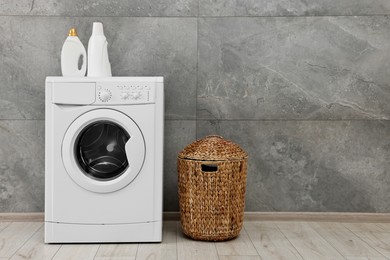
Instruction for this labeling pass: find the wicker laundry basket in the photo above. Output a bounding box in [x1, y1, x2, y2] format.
[177, 135, 248, 241]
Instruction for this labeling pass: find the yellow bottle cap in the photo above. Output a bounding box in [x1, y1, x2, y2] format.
[68, 27, 78, 37]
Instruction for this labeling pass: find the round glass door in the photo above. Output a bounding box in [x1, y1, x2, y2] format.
[62, 109, 146, 193]
[75, 121, 130, 181]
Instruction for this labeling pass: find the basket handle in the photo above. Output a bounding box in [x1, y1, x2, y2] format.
[201, 164, 218, 172]
[205, 135, 223, 139]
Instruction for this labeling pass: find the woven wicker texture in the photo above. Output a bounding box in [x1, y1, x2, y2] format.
[178, 135, 248, 161]
[177, 135, 248, 241]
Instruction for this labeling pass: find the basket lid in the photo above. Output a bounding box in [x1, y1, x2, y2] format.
[178, 135, 248, 161]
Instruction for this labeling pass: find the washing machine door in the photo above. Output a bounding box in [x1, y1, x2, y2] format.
[62, 109, 145, 193]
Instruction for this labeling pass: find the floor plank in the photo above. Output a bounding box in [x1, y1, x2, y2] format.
[344, 223, 390, 258]
[309, 222, 383, 257]
[218, 256, 261, 260]
[96, 244, 138, 258]
[215, 228, 258, 256]
[0, 222, 10, 232]
[52, 244, 99, 260]
[244, 221, 303, 260]
[136, 221, 177, 260]
[177, 225, 219, 260]
[345, 257, 388, 260]
[94, 257, 135, 260]
[10, 225, 60, 260]
[376, 223, 390, 233]
[344, 223, 389, 234]
[277, 222, 344, 260]
[356, 232, 390, 258]
[0, 222, 42, 258]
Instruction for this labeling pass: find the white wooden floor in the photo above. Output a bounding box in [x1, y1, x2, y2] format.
[0, 221, 390, 259]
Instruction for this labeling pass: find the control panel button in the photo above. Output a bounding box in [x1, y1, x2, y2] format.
[120, 92, 130, 100]
[130, 92, 142, 100]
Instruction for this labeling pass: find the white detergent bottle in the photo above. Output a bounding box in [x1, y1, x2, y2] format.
[61, 28, 87, 77]
[87, 22, 112, 77]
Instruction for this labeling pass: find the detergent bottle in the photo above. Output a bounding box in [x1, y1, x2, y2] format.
[61, 27, 87, 77]
[87, 22, 112, 77]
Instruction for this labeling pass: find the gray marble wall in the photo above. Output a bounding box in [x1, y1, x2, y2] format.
[0, 1, 389, 212]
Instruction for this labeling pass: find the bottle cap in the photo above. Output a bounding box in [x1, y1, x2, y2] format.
[68, 27, 78, 37]
[92, 22, 104, 35]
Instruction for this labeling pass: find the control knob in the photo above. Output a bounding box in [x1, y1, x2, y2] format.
[99, 90, 111, 102]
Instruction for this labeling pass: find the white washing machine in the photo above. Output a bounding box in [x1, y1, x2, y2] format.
[45, 77, 164, 243]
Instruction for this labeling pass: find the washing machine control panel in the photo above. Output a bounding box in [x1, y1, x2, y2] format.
[94, 82, 156, 105]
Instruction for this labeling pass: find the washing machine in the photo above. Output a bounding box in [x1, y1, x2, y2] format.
[45, 77, 164, 243]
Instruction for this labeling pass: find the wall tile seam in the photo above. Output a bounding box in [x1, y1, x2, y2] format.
[165, 119, 196, 121]
[0, 119, 197, 121]
[0, 14, 389, 18]
[0, 14, 199, 18]
[198, 14, 390, 18]
[1, 118, 387, 123]
[195, 119, 390, 122]
[0, 119, 198, 122]
[165, 118, 197, 121]
[0, 119, 44, 121]
[195, 16, 199, 139]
